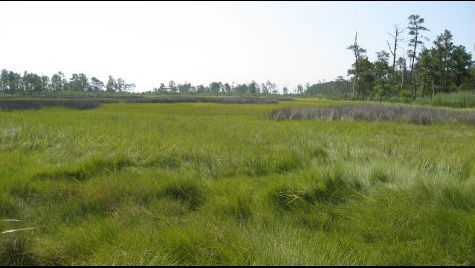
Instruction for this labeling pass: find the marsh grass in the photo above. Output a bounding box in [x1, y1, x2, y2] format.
[34, 155, 132, 181]
[269, 166, 359, 214]
[125, 96, 291, 104]
[0, 95, 293, 112]
[0, 232, 34, 265]
[0, 98, 474, 265]
[163, 179, 207, 210]
[0, 99, 101, 111]
[415, 91, 475, 108]
[270, 104, 475, 125]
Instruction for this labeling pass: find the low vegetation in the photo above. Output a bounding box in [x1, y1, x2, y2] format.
[0, 96, 294, 111]
[415, 91, 475, 108]
[270, 104, 475, 125]
[0, 98, 474, 265]
[125, 96, 291, 104]
[0, 99, 101, 111]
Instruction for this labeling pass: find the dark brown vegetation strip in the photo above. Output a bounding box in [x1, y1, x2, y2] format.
[125, 96, 293, 104]
[0, 96, 293, 110]
[270, 104, 475, 125]
[0, 99, 101, 111]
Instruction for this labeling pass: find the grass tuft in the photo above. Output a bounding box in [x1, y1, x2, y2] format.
[369, 166, 393, 184]
[163, 179, 207, 210]
[0, 233, 34, 266]
[304, 166, 355, 205]
[34, 155, 132, 181]
[221, 195, 253, 223]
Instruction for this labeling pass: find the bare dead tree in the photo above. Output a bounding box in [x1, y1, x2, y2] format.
[387, 25, 406, 74]
[347, 31, 366, 96]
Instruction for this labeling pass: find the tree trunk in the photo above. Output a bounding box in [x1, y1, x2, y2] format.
[392, 38, 397, 71]
[413, 80, 417, 101]
[444, 52, 448, 92]
[409, 34, 418, 100]
[353, 56, 359, 96]
[345, 80, 348, 100]
[432, 78, 435, 97]
[422, 80, 426, 97]
[401, 68, 404, 90]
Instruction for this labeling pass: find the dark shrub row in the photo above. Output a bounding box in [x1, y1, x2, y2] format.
[0, 99, 101, 111]
[125, 96, 292, 104]
[270, 104, 475, 125]
[0, 95, 293, 111]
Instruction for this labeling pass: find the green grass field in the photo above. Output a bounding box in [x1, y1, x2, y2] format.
[1, 98, 474, 265]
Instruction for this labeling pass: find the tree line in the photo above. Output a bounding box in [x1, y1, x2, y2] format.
[342, 14, 474, 101]
[0, 68, 293, 96]
[150, 80, 290, 95]
[0, 71, 135, 94]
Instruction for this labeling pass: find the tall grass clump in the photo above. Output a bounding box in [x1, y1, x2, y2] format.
[269, 184, 308, 212]
[163, 179, 207, 210]
[270, 104, 475, 125]
[34, 155, 132, 181]
[0, 233, 34, 265]
[0, 194, 19, 218]
[369, 166, 394, 185]
[416, 91, 475, 108]
[268, 166, 357, 213]
[217, 195, 253, 224]
[302, 165, 357, 205]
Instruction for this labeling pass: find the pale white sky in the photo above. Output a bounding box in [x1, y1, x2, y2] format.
[0, 1, 473, 92]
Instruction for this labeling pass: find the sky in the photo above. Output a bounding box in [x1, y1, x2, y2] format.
[0, 1, 473, 92]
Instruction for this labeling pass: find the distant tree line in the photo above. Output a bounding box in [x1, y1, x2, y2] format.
[0, 69, 293, 96]
[338, 14, 474, 101]
[150, 80, 289, 95]
[0, 70, 135, 94]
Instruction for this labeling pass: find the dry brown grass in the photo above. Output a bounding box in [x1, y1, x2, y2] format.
[270, 104, 475, 125]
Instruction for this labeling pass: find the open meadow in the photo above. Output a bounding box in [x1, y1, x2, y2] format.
[1, 98, 474, 265]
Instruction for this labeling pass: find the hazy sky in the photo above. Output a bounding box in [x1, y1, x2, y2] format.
[0, 1, 473, 92]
